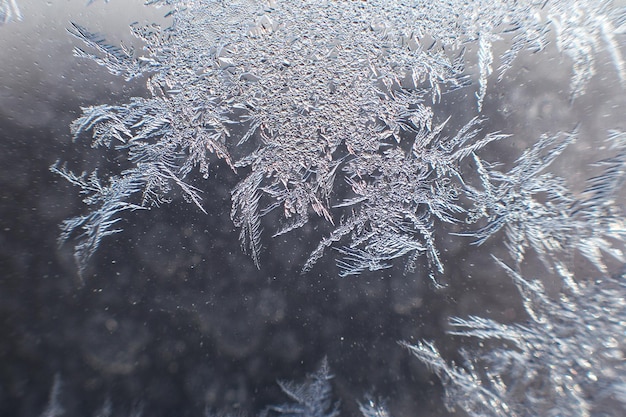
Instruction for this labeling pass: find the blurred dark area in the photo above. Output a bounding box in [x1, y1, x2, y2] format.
[1, 1, 624, 417]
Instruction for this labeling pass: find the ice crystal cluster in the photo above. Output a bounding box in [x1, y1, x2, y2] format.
[403, 259, 626, 417]
[51, 0, 626, 415]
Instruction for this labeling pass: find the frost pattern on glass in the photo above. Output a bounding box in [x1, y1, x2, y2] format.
[403, 259, 626, 417]
[261, 358, 340, 417]
[53, 0, 626, 278]
[301, 116, 507, 278]
[43, 0, 626, 415]
[465, 129, 626, 273]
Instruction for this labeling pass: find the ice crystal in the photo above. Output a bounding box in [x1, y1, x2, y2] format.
[54, 0, 625, 278]
[261, 358, 340, 417]
[403, 259, 626, 417]
[465, 129, 626, 273]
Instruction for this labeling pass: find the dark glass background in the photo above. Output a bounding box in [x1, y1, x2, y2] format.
[1, 1, 624, 416]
